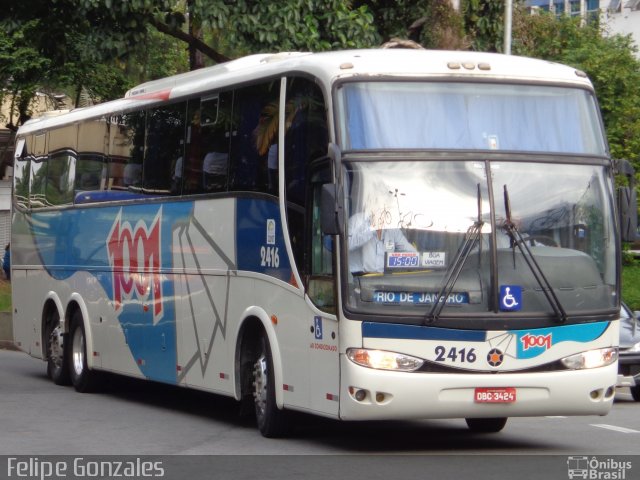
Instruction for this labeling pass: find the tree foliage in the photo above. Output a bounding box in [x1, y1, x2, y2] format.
[0, 0, 381, 128]
[462, 0, 504, 52]
[1, 0, 639, 174]
[352, 0, 467, 50]
[200, 0, 380, 53]
[0, 20, 52, 128]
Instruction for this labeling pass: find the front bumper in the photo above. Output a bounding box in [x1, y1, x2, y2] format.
[339, 355, 617, 421]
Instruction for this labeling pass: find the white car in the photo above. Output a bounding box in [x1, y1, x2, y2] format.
[618, 303, 640, 401]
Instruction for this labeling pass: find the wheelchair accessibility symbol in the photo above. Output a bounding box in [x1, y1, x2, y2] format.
[500, 285, 522, 311]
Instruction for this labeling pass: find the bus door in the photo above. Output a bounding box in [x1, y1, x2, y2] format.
[305, 164, 340, 415]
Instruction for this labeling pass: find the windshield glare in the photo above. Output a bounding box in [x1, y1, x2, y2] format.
[344, 161, 616, 318]
[338, 82, 606, 155]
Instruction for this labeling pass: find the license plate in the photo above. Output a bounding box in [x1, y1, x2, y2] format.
[474, 387, 516, 403]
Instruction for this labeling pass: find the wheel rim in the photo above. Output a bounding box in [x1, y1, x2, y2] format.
[48, 325, 64, 369]
[253, 353, 268, 421]
[71, 327, 85, 377]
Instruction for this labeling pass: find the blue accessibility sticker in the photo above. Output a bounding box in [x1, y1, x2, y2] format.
[500, 285, 522, 311]
[314, 316, 323, 340]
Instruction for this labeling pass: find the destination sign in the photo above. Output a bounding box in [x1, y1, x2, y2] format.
[373, 291, 469, 305]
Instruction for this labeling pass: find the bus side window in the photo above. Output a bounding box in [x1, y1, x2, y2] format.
[229, 81, 280, 194]
[75, 154, 105, 192]
[200, 93, 231, 193]
[29, 133, 48, 209]
[77, 118, 108, 192]
[183, 94, 231, 196]
[183, 99, 204, 195]
[14, 137, 30, 210]
[46, 152, 76, 206]
[144, 102, 186, 195]
[108, 115, 125, 190]
[110, 112, 145, 191]
[284, 76, 329, 279]
[45, 124, 77, 206]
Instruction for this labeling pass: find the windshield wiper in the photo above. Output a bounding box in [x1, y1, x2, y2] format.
[425, 184, 484, 323]
[502, 185, 567, 323]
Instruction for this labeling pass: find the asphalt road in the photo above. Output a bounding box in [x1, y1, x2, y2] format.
[1, 348, 639, 479]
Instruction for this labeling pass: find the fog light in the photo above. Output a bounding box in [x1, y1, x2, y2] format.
[354, 389, 367, 402]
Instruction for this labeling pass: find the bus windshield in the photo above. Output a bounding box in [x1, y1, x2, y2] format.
[337, 82, 606, 155]
[343, 160, 617, 319]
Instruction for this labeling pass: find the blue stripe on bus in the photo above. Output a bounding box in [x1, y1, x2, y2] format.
[362, 322, 487, 342]
[235, 198, 292, 282]
[30, 201, 194, 385]
[362, 321, 611, 361]
[29, 197, 294, 384]
[511, 321, 610, 359]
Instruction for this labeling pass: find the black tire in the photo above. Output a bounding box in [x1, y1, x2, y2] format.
[253, 333, 290, 438]
[69, 311, 99, 393]
[631, 385, 640, 402]
[45, 310, 71, 386]
[465, 417, 508, 433]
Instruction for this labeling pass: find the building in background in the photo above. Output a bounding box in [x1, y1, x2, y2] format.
[602, 0, 640, 56]
[525, 0, 640, 57]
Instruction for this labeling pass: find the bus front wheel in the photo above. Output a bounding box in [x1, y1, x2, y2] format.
[465, 417, 508, 433]
[252, 334, 290, 438]
[69, 311, 99, 393]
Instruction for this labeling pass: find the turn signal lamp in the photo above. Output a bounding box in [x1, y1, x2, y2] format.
[347, 348, 424, 372]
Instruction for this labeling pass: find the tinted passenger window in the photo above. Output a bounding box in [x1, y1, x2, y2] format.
[76, 154, 105, 191]
[29, 158, 47, 208]
[14, 137, 30, 210]
[145, 103, 186, 195]
[284, 77, 329, 273]
[229, 81, 280, 194]
[46, 152, 76, 205]
[285, 77, 328, 206]
[77, 119, 108, 193]
[109, 112, 145, 190]
[183, 94, 232, 195]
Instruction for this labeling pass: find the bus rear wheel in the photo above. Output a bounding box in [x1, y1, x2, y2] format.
[69, 312, 99, 393]
[465, 417, 508, 433]
[252, 334, 290, 438]
[45, 311, 70, 386]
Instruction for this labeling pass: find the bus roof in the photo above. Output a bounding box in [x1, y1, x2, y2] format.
[18, 49, 593, 135]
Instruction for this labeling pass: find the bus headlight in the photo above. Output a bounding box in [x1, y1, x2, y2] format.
[347, 348, 424, 372]
[560, 347, 618, 370]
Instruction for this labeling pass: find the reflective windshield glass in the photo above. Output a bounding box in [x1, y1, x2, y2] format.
[343, 161, 616, 318]
[338, 82, 606, 155]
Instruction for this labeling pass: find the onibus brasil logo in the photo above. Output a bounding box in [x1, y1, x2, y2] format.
[567, 456, 632, 479]
[107, 207, 164, 324]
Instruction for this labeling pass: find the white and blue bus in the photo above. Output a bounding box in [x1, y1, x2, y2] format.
[11, 49, 630, 436]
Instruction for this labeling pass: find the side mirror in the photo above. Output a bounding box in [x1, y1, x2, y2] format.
[619, 186, 638, 242]
[321, 184, 343, 235]
[615, 159, 638, 242]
